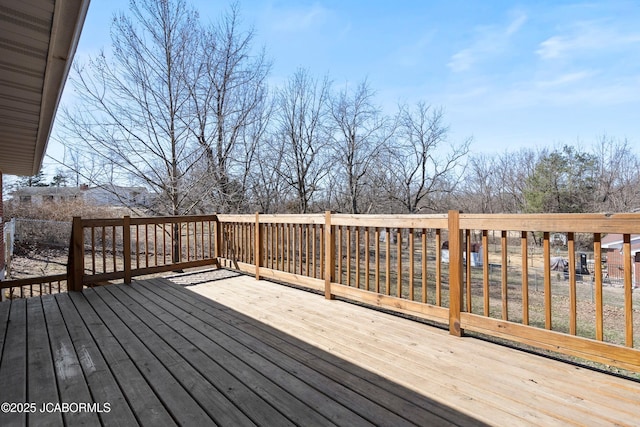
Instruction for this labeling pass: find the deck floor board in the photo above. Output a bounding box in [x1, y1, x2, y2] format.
[26, 297, 62, 426]
[134, 279, 422, 427]
[55, 292, 139, 426]
[143, 278, 466, 427]
[117, 282, 369, 427]
[1, 270, 639, 426]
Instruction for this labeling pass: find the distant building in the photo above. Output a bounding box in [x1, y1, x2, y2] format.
[9, 185, 152, 209]
[600, 234, 640, 288]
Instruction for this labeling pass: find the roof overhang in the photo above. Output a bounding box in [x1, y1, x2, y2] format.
[0, 0, 90, 176]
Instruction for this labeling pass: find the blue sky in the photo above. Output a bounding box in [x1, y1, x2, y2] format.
[47, 0, 640, 170]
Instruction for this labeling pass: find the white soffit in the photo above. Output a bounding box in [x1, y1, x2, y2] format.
[0, 0, 90, 176]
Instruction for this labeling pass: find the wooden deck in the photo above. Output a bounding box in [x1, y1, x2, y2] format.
[0, 271, 639, 426]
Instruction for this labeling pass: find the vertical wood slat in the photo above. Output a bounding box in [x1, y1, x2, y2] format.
[154, 224, 159, 266]
[448, 210, 463, 337]
[375, 228, 380, 294]
[288, 223, 292, 272]
[324, 211, 334, 299]
[135, 225, 140, 269]
[255, 213, 262, 280]
[312, 225, 316, 278]
[501, 230, 508, 321]
[623, 234, 634, 347]
[409, 228, 414, 301]
[365, 227, 371, 292]
[200, 221, 205, 261]
[91, 227, 96, 275]
[123, 216, 131, 284]
[145, 223, 150, 267]
[482, 230, 489, 317]
[466, 229, 472, 313]
[594, 233, 604, 341]
[296, 223, 300, 274]
[319, 224, 325, 280]
[521, 231, 529, 325]
[355, 227, 361, 289]
[543, 231, 552, 330]
[337, 226, 343, 283]
[385, 227, 391, 296]
[421, 229, 427, 304]
[568, 232, 577, 335]
[275, 224, 279, 271]
[160, 223, 165, 265]
[435, 229, 442, 306]
[192, 222, 197, 262]
[346, 226, 351, 286]
[397, 229, 402, 298]
[306, 224, 310, 277]
[112, 226, 117, 272]
[102, 227, 107, 273]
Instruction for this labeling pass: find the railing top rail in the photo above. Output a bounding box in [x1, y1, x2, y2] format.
[331, 213, 448, 228]
[460, 212, 640, 233]
[80, 214, 219, 227]
[129, 215, 218, 225]
[1, 273, 68, 290]
[217, 213, 450, 228]
[217, 213, 325, 224]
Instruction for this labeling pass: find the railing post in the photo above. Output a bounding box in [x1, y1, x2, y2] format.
[123, 216, 131, 284]
[214, 215, 222, 267]
[255, 212, 262, 280]
[69, 216, 84, 292]
[448, 210, 464, 337]
[324, 211, 334, 300]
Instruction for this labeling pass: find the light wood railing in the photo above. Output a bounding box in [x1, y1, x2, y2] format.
[218, 211, 640, 372]
[3, 211, 638, 372]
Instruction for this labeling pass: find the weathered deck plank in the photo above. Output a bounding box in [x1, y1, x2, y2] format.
[67, 291, 177, 426]
[0, 299, 27, 426]
[55, 292, 138, 425]
[90, 285, 264, 427]
[26, 297, 62, 426]
[41, 294, 101, 426]
[81, 288, 215, 426]
[101, 284, 302, 427]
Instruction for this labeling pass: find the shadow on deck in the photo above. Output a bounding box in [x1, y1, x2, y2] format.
[0, 272, 486, 426]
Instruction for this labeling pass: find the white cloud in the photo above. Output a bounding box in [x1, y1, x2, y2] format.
[537, 23, 640, 60]
[447, 49, 474, 73]
[447, 10, 527, 73]
[535, 70, 595, 87]
[506, 12, 528, 36]
[268, 4, 330, 32]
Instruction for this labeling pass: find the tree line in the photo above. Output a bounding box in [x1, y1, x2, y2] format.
[55, 0, 640, 216]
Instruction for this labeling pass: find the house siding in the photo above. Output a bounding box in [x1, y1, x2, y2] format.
[1, 172, 4, 278]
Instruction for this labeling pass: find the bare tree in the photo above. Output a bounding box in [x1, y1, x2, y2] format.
[459, 153, 498, 213]
[275, 69, 331, 213]
[591, 136, 640, 212]
[385, 103, 470, 213]
[329, 80, 393, 213]
[60, 0, 206, 215]
[187, 4, 271, 212]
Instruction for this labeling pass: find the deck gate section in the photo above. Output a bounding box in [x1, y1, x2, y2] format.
[68, 215, 220, 289]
